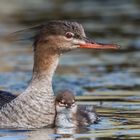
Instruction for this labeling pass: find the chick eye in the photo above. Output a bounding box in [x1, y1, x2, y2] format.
[58, 101, 65, 106]
[72, 102, 76, 107]
[71, 100, 76, 106]
[65, 32, 74, 39]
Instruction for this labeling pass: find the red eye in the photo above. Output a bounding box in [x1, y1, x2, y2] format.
[65, 32, 74, 39]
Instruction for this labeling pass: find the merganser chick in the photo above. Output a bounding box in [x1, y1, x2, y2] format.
[0, 20, 119, 129]
[55, 90, 99, 128]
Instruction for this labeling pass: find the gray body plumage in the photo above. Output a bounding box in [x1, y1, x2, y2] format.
[0, 59, 58, 128]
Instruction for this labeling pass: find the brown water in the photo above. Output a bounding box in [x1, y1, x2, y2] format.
[0, 0, 140, 140]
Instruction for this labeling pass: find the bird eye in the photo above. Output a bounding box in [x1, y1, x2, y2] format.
[65, 32, 74, 39]
[72, 102, 76, 107]
[58, 100, 66, 107]
[59, 102, 64, 106]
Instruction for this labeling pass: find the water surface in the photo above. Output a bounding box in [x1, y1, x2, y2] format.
[0, 0, 140, 139]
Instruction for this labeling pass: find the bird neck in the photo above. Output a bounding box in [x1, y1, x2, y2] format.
[29, 44, 60, 93]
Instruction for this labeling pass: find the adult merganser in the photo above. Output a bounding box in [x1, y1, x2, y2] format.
[0, 20, 119, 128]
[55, 90, 99, 128]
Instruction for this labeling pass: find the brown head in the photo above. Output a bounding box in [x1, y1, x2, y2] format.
[33, 20, 119, 54]
[55, 90, 76, 109]
[31, 20, 120, 77]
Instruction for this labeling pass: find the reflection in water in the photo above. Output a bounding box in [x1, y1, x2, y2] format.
[25, 129, 55, 140]
[0, 0, 140, 140]
[54, 127, 77, 140]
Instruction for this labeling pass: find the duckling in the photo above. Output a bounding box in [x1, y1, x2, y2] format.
[55, 90, 99, 128]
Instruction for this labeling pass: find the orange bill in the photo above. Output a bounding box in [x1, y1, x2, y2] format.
[80, 43, 120, 49]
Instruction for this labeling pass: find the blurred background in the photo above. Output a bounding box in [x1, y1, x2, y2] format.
[0, 0, 140, 140]
[0, 0, 140, 94]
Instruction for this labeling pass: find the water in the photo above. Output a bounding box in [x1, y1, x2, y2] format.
[0, 0, 140, 139]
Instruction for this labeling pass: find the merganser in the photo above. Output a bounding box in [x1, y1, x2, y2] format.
[0, 20, 119, 128]
[55, 90, 99, 128]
